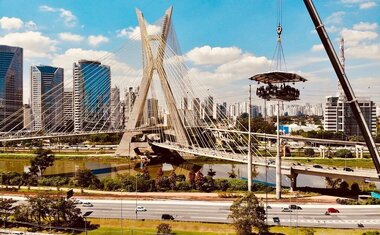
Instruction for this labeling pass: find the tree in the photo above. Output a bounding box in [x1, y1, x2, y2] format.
[229, 192, 267, 235]
[29, 148, 55, 176]
[351, 182, 360, 194]
[325, 177, 343, 189]
[207, 166, 216, 177]
[334, 149, 354, 158]
[304, 148, 315, 157]
[228, 164, 237, 178]
[157, 223, 172, 234]
[0, 198, 17, 227]
[168, 171, 177, 190]
[195, 171, 205, 190]
[339, 181, 349, 191]
[74, 169, 102, 189]
[188, 170, 196, 189]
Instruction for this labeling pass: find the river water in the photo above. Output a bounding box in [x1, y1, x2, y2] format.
[0, 157, 332, 188]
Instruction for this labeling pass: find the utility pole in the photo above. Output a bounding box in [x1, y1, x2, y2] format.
[276, 101, 282, 199]
[248, 85, 252, 192]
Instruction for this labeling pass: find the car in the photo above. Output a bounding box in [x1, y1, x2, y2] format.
[273, 217, 280, 223]
[136, 206, 147, 212]
[327, 208, 339, 213]
[281, 208, 292, 212]
[82, 202, 93, 207]
[266, 205, 272, 209]
[313, 164, 323, 169]
[289, 204, 302, 210]
[72, 199, 83, 204]
[161, 214, 175, 220]
[343, 167, 354, 172]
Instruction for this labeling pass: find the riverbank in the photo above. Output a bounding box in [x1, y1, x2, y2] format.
[0, 185, 343, 203]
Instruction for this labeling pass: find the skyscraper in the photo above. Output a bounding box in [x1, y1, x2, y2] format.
[110, 87, 121, 129]
[63, 89, 73, 131]
[73, 60, 111, 132]
[0, 45, 23, 132]
[31, 65, 63, 131]
[124, 87, 138, 127]
[324, 96, 377, 136]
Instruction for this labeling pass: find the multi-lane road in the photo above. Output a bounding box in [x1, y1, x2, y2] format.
[6, 196, 380, 229]
[79, 199, 380, 229]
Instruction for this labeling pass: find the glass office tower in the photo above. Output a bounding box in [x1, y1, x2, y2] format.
[0, 45, 23, 132]
[73, 60, 111, 132]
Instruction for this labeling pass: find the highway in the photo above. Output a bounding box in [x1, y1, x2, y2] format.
[78, 199, 380, 229]
[5, 196, 380, 229]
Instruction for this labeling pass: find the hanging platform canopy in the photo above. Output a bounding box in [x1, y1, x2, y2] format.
[249, 71, 307, 84]
[249, 71, 307, 101]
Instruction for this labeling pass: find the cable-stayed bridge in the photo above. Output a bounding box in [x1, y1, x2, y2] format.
[0, 7, 379, 197]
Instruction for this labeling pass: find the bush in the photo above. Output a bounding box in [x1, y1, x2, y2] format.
[362, 232, 380, 235]
[215, 179, 229, 191]
[157, 223, 172, 234]
[304, 148, 315, 157]
[101, 177, 122, 191]
[334, 149, 354, 158]
[228, 179, 248, 191]
[37, 176, 70, 187]
[176, 181, 191, 191]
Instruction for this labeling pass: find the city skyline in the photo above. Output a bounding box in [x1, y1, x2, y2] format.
[0, 0, 379, 106]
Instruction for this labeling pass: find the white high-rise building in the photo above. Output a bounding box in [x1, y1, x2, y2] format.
[324, 96, 376, 136]
[31, 65, 63, 131]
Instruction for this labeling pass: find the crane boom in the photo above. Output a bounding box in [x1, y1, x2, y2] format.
[303, 0, 380, 177]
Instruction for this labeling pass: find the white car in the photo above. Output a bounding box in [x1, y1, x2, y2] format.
[72, 199, 83, 204]
[135, 206, 147, 212]
[82, 202, 93, 207]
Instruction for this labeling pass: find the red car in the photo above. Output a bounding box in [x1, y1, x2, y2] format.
[327, 208, 340, 213]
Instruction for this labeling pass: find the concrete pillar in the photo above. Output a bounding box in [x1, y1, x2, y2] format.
[360, 147, 363, 159]
[288, 173, 298, 192]
[356, 145, 359, 159]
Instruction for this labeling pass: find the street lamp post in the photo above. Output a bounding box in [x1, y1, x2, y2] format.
[248, 85, 252, 192]
[83, 211, 93, 235]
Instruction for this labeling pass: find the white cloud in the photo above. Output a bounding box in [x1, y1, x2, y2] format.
[0, 17, 23, 30]
[353, 22, 378, 31]
[88, 35, 109, 47]
[25, 21, 37, 30]
[340, 0, 378, 9]
[39, 5, 77, 27]
[360, 2, 377, 9]
[346, 44, 380, 59]
[311, 44, 324, 52]
[52, 48, 141, 88]
[0, 31, 56, 58]
[186, 46, 243, 65]
[116, 25, 161, 40]
[341, 28, 378, 46]
[59, 32, 84, 42]
[325, 11, 345, 25]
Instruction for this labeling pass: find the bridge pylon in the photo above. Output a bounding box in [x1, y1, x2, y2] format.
[116, 7, 190, 157]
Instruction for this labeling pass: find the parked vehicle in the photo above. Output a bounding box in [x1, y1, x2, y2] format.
[313, 164, 323, 169]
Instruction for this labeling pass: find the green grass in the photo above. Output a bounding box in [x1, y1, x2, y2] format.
[81, 218, 380, 235]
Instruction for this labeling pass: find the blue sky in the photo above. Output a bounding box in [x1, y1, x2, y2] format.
[0, 0, 379, 106]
